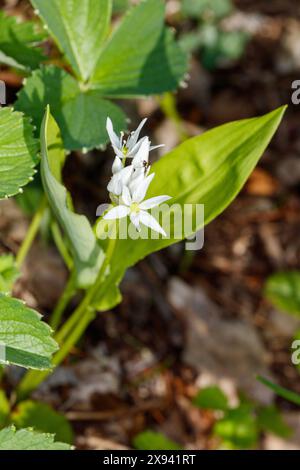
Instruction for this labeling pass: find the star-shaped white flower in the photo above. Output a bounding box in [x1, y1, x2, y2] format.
[104, 173, 171, 236]
[106, 117, 163, 160]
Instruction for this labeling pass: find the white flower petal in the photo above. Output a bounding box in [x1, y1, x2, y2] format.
[132, 172, 155, 203]
[130, 212, 141, 231]
[139, 211, 166, 236]
[104, 205, 130, 220]
[107, 175, 122, 195]
[132, 137, 150, 167]
[106, 117, 121, 149]
[150, 144, 165, 152]
[127, 118, 147, 149]
[119, 165, 134, 185]
[128, 167, 144, 193]
[139, 195, 171, 210]
[112, 156, 123, 174]
[122, 186, 132, 206]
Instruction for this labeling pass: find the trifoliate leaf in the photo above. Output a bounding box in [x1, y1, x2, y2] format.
[16, 65, 126, 150]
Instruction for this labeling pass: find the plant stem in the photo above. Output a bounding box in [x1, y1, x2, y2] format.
[17, 236, 117, 400]
[16, 197, 47, 268]
[49, 271, 77, 330]
[158, 92, 188, 142]
[50, 221, 73, 270]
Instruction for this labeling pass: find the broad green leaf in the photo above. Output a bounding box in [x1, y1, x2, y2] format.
[93, 282, 122, 311]
[0, 294, 58, 370]
[0, 107, 38, 199]
[40, 107, 104, 288]
[16, 66, 126, 150]
[133, 430, 182, 450]
[0, 391, 10, 428]
[91, 0, 188, 96]
[0, 426, 71, 450]
[95, 107, 286, 306]
[264, 272, 300, 317]
[60, 90, 126, 150]
[0, 254, 19, 294]
[0, 11, 45, 70]
[193, 386, 228, 411]
[257, 405, 291, 438]
[214, 405, 258, 449]
[11, 401, 73, 444]
[257, 376, 300, 406]
[31, 0, 112, 81]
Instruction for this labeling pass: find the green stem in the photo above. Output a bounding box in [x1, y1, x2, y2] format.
[49, 271, 77, 330]
[16, 197, 47, 268]
[158, 92, 188, 142]
[17, 236, 117, 400]
[51, 221, 73, 270]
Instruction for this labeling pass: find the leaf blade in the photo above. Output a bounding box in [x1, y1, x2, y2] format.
[0, 294, 58, 370]
[31, 0, 112, 81]
[40, 107, 104, 287]
[91, 0, 188, 96]
[98, 106, 286, 302]
[0, 107, 38, 200]
[0, 426, 72, 450]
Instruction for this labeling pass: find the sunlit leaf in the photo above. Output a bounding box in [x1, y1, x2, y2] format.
[91, 0, 188, 96]
[40, 107, 104, 287]
[95, 107, 286, 307]
[0, 426, 72, 450]
[31, 0, 112, 81]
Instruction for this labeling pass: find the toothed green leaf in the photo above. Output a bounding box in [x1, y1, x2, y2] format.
[0, 294, 58, 370]
[16, 66, 126, 150]
[0, 11, 46, 70]
[31, 0, 112, 81]
[91, 0, 188, 96]
[0, 107, 38, 200]
[0, 426, 72, 450]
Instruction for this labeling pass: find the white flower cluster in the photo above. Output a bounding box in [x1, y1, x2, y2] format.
[104, 118, 171, 236]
